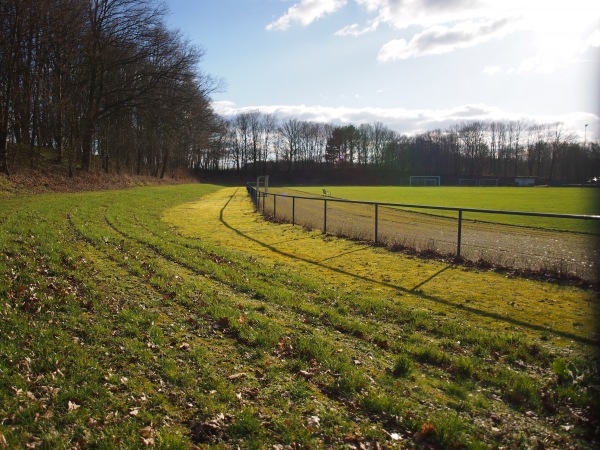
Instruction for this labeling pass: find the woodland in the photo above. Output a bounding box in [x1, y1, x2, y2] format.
[1, 0, 599, 185]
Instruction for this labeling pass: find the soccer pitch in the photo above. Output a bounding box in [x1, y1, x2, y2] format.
[279, 186, 600, 233]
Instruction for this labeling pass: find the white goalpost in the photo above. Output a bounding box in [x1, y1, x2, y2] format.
[256, 175, 269, 192]
[409, 176, 440, 186]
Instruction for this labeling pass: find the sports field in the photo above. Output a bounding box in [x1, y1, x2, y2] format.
[265, 186, 599, 280]
[280, 186, 600, 234]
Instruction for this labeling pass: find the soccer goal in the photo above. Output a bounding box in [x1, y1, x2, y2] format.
[410, 176, 440, 186]
[458, 179, 478, 186]
[256, 175, 269, 192]
[478, 179, 499, 186]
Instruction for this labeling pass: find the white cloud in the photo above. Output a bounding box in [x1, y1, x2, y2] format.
[335, 21, 378, 36]
[586, 30, 600, 48]
[212, 100, 599, 138]
[354, 0, 486, 30]
[483, 65, 502, 76]
[270, 0, 600, 72]
[266, 0, 347, 31]
[377, 18, 512, 61]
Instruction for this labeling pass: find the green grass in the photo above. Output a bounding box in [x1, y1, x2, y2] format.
[285, 186, 600, 233]
[0, 184, 598, 448]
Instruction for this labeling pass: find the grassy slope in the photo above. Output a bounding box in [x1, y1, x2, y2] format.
[0, 184, 598, 448]
[282, 186, 600, 233]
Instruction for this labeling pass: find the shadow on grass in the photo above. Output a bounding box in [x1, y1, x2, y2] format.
[410, 266, 452, 292]
[318, 246, 371, 263]
[220, 190, 598, 347]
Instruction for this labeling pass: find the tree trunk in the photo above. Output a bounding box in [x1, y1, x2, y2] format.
[81, 117, 94, 171]
[160, 146, 169, 179]
[0, 129, 10, 176]
[0, 70, 13, 175]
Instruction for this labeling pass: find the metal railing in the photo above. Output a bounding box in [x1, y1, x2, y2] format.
[246, 183, 600, 281]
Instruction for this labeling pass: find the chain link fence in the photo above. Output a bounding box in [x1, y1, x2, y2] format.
[247, 184, 600, 283]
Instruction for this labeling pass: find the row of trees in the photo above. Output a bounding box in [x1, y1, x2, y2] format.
[202, 113, 599, 184]
[1, 1, 597, 184]
[0, 0, 219, 176]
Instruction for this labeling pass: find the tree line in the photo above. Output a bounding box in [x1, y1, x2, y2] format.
[1, 0, 219, 177]
[2, 1, 597, 185]
[203, 112, 599, 185]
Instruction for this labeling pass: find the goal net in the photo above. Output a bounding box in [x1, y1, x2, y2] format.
[458, 179, 478, 186]
[410, 176, 440, 186]
[478, 179, 499, 186]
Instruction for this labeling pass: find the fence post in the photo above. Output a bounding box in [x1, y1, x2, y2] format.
[273, 194, 277, 218]
[323, 199, 327, 234]
[374, 203, 379, 243]
[262, 193, 266, 214]
[292, 197, 295, 226]
[457, 209, 462, 259]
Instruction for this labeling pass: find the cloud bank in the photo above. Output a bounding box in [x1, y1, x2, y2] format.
[377, 18, 512, 61]
[213, 101, 599, 140]
[267, 0, 600, 72]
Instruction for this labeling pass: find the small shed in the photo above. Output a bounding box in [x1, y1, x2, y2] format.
[514, 176, 535, 187]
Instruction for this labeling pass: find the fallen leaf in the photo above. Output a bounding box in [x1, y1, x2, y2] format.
[25, 440, 42, 449]
[307, 416, 320, 428]
[68, 401, 80, 412]
[141, 437, 154, 446]
[227, 372, 247, 380]
[420, 423, 435, 436]
[390, 432, 402, 441]
[140, 426, 153, 438]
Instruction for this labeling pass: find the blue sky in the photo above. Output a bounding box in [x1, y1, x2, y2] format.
[166, 0, 600, 140]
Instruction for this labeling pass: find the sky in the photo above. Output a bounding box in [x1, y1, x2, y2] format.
[166, 0, 600, 140]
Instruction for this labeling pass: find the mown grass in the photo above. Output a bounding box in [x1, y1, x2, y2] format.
[1, 184, 599, 448]
[285, 186, 600, 233]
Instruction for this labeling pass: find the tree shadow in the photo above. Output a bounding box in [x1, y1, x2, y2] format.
[220, 191, 598, 346]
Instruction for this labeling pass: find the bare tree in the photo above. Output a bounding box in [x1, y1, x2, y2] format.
[0, 0, 23, 174]
[280, 118, 303, 170]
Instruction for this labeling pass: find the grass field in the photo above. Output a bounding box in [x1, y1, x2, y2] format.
[1, 184, 599, 448]
[282, 186, 600, 233]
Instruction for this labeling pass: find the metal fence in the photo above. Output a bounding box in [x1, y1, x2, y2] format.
[246, 183, 600, 282]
